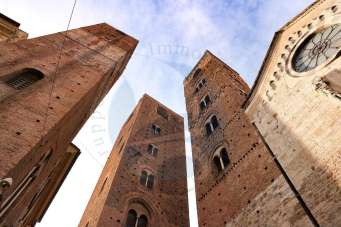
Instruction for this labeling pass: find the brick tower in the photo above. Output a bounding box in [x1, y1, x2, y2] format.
[0, 13, 28, 42]
[184, 51, 314, 226]
[79, 94, 189, 227]
[0, 24, 137, 226]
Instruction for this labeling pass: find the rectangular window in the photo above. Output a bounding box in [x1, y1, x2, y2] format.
[147, 175, 154, 189]
[152, 124, 161, 135]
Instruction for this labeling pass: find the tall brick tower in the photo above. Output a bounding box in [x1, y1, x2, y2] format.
[79, 94, 189, 227]
[0, 13, 28, 42]
[184, 51, 314, 226]
[0, 24, 137, 226]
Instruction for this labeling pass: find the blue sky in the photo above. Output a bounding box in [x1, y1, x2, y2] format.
[2, 0, 313, 226]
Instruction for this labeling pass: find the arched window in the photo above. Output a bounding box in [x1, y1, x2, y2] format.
[126, 209, 138, 227]
[213, 147, 230, 173]
[125, 209, 148, 227]
[151, 124, 161, 135]
[221, 148, 230, 167]
[139, 170, 155, 189]
[146, 175, 154, 189]
[147, 144, 158, 157]
[205, 115, 219, 136]
[213, 156, 222, 172]
[5, 68, 44, 90]
[199, 95, 211, 111]
[193, 68, 203, 79]
[137, 215, 148, 227]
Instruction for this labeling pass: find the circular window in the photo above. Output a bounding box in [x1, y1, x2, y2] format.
[292, 24, 341, 73]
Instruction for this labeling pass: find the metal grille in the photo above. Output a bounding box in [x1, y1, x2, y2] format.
[6, 70, 43, 90]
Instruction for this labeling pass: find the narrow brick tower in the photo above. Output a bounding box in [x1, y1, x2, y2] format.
[79, 94, 189, 227]
[184, 51, 312, 226]
[0, 24, 137, 226]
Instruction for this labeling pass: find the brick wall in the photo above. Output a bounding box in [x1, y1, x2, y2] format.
[184, 51, 311, 226]
[0, 23, 137, 226]
[79, 94, 189, 227]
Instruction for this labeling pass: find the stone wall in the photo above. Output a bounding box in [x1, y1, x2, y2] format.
[245, 0, 341, 226]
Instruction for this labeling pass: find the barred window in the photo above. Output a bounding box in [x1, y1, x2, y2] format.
[195, 78, 206, 93]
[5, 68, 44, 90]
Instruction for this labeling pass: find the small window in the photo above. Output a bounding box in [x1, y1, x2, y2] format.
[205, 115, 219, 136]
[138, 215, 148, 227]
[157, 106, 169, 120]
[5, 68, 44, 90]
[147, 144, 158, 157]
[211, 116, 219, 129]
[213, 156, 222, 172]
[152, 124, 161, 135]
[221, 148, 230, 167]
[213, 147, 230, 174]
[205, 123, 213, 136]
[126, 209, 148, 227]
[140, 170, 155, 189]
[140, 171, 147, 185]
[126, 209, 138, 227]
[199, 95, 211, 111]
[193, 68, 203, 79]
[146, 175, 154, 189]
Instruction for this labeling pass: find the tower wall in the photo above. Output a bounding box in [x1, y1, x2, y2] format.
[0, 23, 137, 226]
[79, 94, 189, 227]
[184, 51, 311, 226]
[0, 13, 28, 43]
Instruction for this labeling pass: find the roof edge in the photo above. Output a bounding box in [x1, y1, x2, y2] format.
[0, 13, 20, 27]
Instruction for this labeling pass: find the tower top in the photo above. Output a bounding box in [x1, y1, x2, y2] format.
[0, 13, 20, 27]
